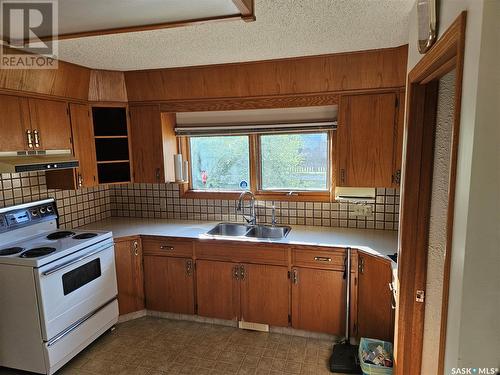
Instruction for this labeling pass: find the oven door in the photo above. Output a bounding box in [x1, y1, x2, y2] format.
[35, 239, 118, 341]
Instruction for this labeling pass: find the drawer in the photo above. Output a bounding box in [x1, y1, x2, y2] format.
[292, 247, 357, 271]
[141, 236, 194, 257]
[195, 240, 288, 266]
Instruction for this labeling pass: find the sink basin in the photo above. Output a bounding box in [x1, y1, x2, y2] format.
[206, 223, 250, 236]
[205, 223, 291, 240]
[245, 225, 292, 239]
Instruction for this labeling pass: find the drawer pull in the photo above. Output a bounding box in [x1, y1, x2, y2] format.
[314, 256, 332, 262]
[160, 245, 174, 251]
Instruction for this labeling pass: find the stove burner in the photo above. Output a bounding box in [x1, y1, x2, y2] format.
[20, 247, 56, 258]
[73, 233, 98, 240]
[47, 231, 75, 240]
[0, 247, 24, 256]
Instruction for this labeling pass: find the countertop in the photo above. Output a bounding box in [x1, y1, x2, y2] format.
[80, 218, 399, 267]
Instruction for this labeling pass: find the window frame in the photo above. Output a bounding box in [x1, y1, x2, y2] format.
[179, 132, 334, 202]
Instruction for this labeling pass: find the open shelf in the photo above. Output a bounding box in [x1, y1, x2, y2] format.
[95, 138, 130, 161]
[97, 162, 131, 184]
[92, 107, 128, 136]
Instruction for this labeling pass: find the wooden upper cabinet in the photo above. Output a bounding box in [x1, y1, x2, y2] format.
[45, 103, 98, 190]
[0, 95, 30, 152]
[336, 92, 401, 187]
[143, 255, 195, 314]
[28, 98, 72, 150]
[114, 238, 145, 315]
[196, 260, 240, 321]
[240, 263, 289, 327]
[129, 106, 176, 183]
[291, 267, 346, 335]
[357, 254, 394, 342]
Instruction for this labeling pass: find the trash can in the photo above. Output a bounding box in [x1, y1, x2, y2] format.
[358, 337, 394, 375]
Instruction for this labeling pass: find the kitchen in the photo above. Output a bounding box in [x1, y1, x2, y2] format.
[0, 1, 498, 375]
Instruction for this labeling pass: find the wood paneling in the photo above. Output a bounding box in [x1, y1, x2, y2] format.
[28, 98, 72, 150]
[114, 238, 145, 315]
[195, 241, 288, 266]
[129, 106, 176, 183]
[357, 254, 394, 342]
[291, 267, 345, 335]
[196, 260, 240, 320]
[88, 70, 128, 102]
[0, 49, 90, 100]
[142, 236, 194, 258]
[240, 263, 289, 327]
[337, 92, 398, 187]
[143, 256, 194, 314]
[0, 95, 30, 151]
[125, 46, 408, 103]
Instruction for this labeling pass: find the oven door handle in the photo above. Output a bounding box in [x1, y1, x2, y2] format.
[42, 242, 113, 276]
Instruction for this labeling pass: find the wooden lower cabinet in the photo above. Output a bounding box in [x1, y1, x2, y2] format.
[114, 238, 144, 315]
[291, 267, 346, 335]
[143, 255, 195, 314]
[357, 254, 395, 342]
[196, 260, 240, 320]
[240, 263, 289, 326]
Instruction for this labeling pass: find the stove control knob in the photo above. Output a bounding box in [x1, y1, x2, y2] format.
[46, 206, 53, 213]
[31, 210, 38, 217]
[40, 207, 46, 214]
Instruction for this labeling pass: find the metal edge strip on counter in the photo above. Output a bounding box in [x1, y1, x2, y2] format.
[41, 239, 113, 276]
[45, 297, 117, 347]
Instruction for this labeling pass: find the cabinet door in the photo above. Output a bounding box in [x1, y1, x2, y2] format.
[357, 254, 394, 342]
[337, 93, 397, 187]
[0, 95, 31, 151]
[114, 239, 145, 315]
[129, 106, 176, 183]
[143, 256, 194, 314]
[240, 263, 289, 327]
[28, 98, 72, 150]
[291, 267, 345, 335]
[69, 103, 98, 187]
[196, 260, 240, 320]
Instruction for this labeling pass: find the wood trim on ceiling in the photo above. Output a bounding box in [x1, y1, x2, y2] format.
[394, 11, 467, 375]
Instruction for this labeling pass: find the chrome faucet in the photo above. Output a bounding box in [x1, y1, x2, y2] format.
[271, 201, 277, 226]
[236, 191, 256, 225]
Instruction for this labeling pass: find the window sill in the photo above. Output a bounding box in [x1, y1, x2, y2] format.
[180, 189, 331, 202]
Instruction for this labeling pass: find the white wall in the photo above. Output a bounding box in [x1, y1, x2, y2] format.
[407, 0, 500, 372]
[421, 70, 455, 375]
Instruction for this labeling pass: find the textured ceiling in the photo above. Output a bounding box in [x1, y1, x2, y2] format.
[57, 0, 413, 71]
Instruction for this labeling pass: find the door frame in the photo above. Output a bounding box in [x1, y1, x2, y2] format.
[394, 12, 467, 375]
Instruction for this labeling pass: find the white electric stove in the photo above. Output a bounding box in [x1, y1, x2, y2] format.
[0, 199, 118, 375]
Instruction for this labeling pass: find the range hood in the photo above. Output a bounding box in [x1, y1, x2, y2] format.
[0, 151, 79, 173]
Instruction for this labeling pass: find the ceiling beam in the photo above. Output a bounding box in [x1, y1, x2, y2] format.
[232, 0, 255, 22]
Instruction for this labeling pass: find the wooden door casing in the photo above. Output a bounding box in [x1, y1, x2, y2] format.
[0, 95, 31, 152]
[291, 267, 346, 335]
[240, 263, 289, 327]
[114, 239, 145, 315]
[196, 260, 240, 321]
[143, 255, 195, 314]
[337, 92, 398, 187]
[28, 98, 72, 150]
[357, 254, 394, 342]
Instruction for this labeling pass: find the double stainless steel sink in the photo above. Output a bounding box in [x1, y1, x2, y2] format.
[206, 223, 291, 240]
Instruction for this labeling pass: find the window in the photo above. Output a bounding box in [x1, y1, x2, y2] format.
[259, 133, 329, 191]
[189, 136, 250, 191]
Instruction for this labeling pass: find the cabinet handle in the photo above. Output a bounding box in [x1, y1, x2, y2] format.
[156, 168, 161, 181]
[340, 168, 346, 184]
[186, 260, 193, 276]
[160, 245, 174, 251]
[292, 269, 299, 284]
[389, 282, 396, 310]
[77, 173, 83, 188]
[314, 256, 332, 262]
[392, 169, 401, 185]
[232, 265, 240, 279]
[33, 129, 40, 148]
[359, 257, 364, 274]
[239, 265, 245, 280]
[132, 241, 139, 256]
[26, 130, 34, 148]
